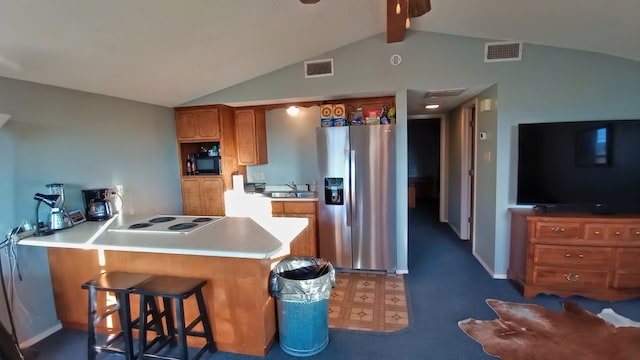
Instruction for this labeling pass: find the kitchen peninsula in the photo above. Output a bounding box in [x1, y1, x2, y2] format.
[19, 214, 309, 356]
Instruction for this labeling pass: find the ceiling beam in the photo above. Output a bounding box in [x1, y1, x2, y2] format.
[387, 0, 407, 43]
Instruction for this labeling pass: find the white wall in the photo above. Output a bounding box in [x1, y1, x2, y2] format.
[183, 30, 640, 277]
[0, 76, 179, 345]
[246, 107, 319, 186]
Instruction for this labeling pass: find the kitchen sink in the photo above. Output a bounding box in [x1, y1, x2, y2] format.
[266, 191, 317, 199]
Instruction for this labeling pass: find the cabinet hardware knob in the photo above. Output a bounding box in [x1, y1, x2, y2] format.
[615, 231, 621, 235]
[552, 227, 565, 233]
[578, 254, 584, 258]
[635, 231, 640, 236]
[565, 253, 571, 257]
[564, 273, 580, 282]
[594, 231, 600, 235]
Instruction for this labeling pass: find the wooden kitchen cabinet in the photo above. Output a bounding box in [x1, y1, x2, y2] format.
[176, 104, 246, 216]
[181, 177, 225, 216]
[234, 108, 268, 165]
[272, 201, 318, 257]
[508, 208, 640, 301]
[176, 107, 220, 141]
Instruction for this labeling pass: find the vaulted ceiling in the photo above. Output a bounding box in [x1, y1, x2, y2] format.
[1, 0, 638, 109]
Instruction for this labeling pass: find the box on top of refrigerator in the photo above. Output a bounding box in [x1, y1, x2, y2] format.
[320, 104, 333, 127]
[332, 104, 346, 126]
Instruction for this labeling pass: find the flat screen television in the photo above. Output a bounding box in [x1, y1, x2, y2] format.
[517, 119, 640, 214]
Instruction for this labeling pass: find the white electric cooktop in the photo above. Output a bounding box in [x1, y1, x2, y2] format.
[108, 215, 224, 235]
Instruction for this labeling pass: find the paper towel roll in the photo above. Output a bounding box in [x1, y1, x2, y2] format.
[232, 174, 244, 191]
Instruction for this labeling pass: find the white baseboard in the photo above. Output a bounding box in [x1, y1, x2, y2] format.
[19, 322, 62, 348]
[449, 223, 462, 238]
[472, 252, 506, 279]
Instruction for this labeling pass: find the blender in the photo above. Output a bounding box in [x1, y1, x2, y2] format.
[46, 183, 73, 230]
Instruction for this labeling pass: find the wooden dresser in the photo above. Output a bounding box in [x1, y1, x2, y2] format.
[508, 208, 640, 300]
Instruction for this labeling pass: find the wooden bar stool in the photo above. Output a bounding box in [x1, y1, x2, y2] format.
[132, 275, 215, 360]
[82, 272, 164, 360]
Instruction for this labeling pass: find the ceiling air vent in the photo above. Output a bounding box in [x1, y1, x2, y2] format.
[305, 58, 334, 78]
[424, 88, 466, 98]
[484, 41, 522, 62]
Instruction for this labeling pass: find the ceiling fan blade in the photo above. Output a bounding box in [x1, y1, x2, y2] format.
[300, 0, 321, 4]
[409, 0, 431, 18]
[387, 0, 406, 43]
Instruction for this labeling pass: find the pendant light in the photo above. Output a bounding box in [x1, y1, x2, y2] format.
[405, 0, 411, 29]
[396, 0, 401, 14]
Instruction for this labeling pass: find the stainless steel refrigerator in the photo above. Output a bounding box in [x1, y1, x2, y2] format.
[316, 125, 396, 273]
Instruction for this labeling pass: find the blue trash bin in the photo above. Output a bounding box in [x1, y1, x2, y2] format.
[270, 257, 335, 357]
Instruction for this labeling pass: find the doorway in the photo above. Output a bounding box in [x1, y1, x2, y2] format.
[407, 118, 441, 217]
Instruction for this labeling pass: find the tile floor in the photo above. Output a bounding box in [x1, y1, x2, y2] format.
[328, 271, 408, 332]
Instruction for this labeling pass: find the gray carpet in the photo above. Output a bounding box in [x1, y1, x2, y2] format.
[22, 200, 640, 359]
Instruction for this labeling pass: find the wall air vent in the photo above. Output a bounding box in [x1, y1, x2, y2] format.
[305, 58, 334, 78]
[484, 41, 522, 62]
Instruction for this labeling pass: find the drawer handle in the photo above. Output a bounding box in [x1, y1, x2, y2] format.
[552, 227, 565, 233]
[564, 273, 580, 282]
[565, 253, 585, 258]
[594, 231, 600, 235]
[614, 231, 622, 236]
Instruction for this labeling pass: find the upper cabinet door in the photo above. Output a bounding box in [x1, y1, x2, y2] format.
[176, 111, 197, 139]
[196, 108, 220, 139]
[235, 108, 268, 165]
[176, 108, 220, 141]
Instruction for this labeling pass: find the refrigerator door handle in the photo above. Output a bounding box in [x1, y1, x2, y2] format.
[349, 149, 356, 226]
[345, 150, 352, 226]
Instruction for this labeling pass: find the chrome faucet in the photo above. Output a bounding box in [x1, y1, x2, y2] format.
[286, 181, 297, 191]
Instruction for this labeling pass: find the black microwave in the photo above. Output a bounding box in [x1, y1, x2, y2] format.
[194, 155, 221, 174]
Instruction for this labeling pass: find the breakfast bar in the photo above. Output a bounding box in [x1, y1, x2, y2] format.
[19, 214, 309, 356]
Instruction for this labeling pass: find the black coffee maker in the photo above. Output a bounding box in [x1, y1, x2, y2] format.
[82, 188, 114, 221]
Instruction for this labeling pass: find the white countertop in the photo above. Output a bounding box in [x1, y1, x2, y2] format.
[19, 214, 308, 259]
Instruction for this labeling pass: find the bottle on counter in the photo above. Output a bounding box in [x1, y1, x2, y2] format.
[186, 155, 193, 175]
[190, 154, 197, 174]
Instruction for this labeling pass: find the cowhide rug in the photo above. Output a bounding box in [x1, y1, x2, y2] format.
[458, 299, 640, 360]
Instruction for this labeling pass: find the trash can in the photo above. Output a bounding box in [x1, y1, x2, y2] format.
[269, 257, 335, 357]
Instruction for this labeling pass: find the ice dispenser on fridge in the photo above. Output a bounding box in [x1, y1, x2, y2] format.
[324, 178, 344, 205]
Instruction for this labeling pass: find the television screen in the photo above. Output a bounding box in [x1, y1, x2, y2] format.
[517, 119, 640, 213]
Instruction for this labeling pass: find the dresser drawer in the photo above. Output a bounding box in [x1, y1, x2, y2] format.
[585, 223, 640, 241]
[535, 222, 580, 240]
[533, 245, 611, 267]
[613, 231, 640, 288]
[613, 272, 640, 288]
[532, 266, 610, 288]
[614, 248, 640, 270]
